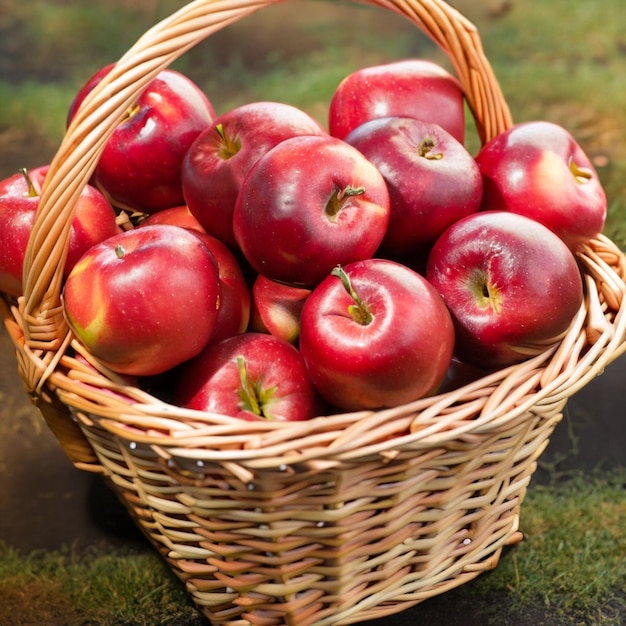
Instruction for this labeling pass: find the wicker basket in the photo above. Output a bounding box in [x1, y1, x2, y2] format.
[2, 0, 626, 624]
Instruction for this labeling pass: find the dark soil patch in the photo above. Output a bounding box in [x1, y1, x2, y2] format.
[0, 581, 85, 626]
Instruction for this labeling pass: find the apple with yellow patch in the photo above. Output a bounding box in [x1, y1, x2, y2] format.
[62, 224, 221, 376]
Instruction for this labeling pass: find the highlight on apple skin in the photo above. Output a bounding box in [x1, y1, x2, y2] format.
[426, 211, 584, 369]
[475, 120, 607, 250]
[299, 258, 455, 411]
[62, 224, 222, 377]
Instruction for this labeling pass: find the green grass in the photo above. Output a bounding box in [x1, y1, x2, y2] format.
[466, 471, 626, 624]
[0, 544, 205, 625]
[0, 81, 75, 140]
[0, 471, 624, 625]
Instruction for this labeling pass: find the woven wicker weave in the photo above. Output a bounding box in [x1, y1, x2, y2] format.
[2, 0, 626, 624]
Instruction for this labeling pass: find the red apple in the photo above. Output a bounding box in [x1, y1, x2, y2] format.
[475, 120, 607, 249]
[140, 207, 251, 341]
[190, 231, 251, 343]
[299, 259, 455, 411]
[62, 224, 221, 376]
[138, 204, 205, 233]
[233, 134, 391, 287]
[174, 332, 317, 421]
[249, 274, 312, 344]
[68, 65, 216, 215]
[182, 101, 327, 247]
[0, 165, 119, 297]
[328, 59, 466, 143]
[426, 211, 584, 369]
[345, 116, 483, 258]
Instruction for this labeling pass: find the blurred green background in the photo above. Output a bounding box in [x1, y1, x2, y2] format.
[0, 0, 624, 247]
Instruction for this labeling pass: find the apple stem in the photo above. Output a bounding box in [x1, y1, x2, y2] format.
[470, 270, 502, 314]
[418, 137, 444, 160]
[569, 158, 593, 184]
[236, 355, 276, 419]
[325, 184, 365, 218]
[124, 102, 141, 121]
[215, 123, 241, 159]
[331, 265, 373, 325]
[115, 244, 126, 259]
[19, 168, 40, 197]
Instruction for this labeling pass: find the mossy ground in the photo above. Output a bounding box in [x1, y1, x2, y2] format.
[1, 470, 624, 625]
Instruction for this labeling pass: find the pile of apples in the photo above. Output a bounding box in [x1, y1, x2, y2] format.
[0, 59, 608, 421]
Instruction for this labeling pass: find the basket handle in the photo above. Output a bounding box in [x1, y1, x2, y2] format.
[18, 0, 511, 392]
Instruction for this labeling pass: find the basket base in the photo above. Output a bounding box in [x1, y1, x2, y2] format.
[80, 410, 557, 626]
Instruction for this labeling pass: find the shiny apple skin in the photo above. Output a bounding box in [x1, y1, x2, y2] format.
[328, 59, 466, 144]
[249, 274, 312, 344]
[175, 332, 317, 421]
[140, 207, 251, 342]
[139, 204, 205, 233]
[0, 165, 118, 297]
[182, 101, 327, 247]
[426, 211, 584, 369]
[475, 120, 607, 249]
[345, 116, 482, 258]
[69, 66, 216, 215]
[233, 135, 391, 287]
[62, 224, 221, 376]
[299, 258, 455, 411]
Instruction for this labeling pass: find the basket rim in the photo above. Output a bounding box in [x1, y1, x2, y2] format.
[3, 234, 625, 468]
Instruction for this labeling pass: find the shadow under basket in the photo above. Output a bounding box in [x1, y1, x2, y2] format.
[2, 0, 626, 624]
